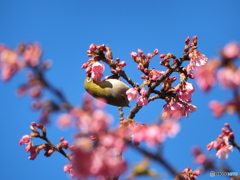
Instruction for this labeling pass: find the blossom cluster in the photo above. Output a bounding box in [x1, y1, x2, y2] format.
[207, 123, 235, 159]
[4, 37, 214, 180]
[19, 122, 69, 160]
[195, 42, 240, 117]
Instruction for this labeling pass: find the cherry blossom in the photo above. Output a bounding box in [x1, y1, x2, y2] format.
[126, 88, 138, 101]
[91, 62, 105, 81]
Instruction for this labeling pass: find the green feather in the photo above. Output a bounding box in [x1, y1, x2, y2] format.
[84, 77, 130, 107]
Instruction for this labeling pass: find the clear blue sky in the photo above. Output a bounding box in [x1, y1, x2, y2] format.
[1, 1, 240, 180]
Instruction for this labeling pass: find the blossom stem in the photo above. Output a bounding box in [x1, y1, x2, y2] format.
[128, 142, 178, 176]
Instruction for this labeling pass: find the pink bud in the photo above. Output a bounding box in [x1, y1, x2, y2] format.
[137, 64, 143, 70]
[61, 140, 69, 149]
[90, 135, 97, 140]
[185, 36, 190, 44]
[89, 44, 96, 51]
[159, 54, 165, 59]
[188, 73, 195, 79]
[119, 61, 126, 67]
[116, 67, 121, 72]
[36, 123, 43, 129]
[147, 53, 153, 59]
[140, 75, 148, 79]
[31, 122, 37, 126]
[192, 36, 198, 40]
[144, 68, 149, 73]
[116, 58, 120, 62]
[130, 52, 138, 59]
[159, 61, 164, 65]
[153, 49, 159, 55]
[60, 137, 65, 141]
[138, 49, 144, 54]
[221, 128, 227, 133]
[224, 123, 230, 127]
[81, 63, 88, 69]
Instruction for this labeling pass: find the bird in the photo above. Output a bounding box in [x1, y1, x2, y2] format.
[84, 76, 130, 107]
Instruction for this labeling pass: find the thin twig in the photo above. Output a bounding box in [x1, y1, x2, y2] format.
[128, 143, 178, 176]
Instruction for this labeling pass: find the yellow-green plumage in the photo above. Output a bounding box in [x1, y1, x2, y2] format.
[84, 77, 130, 107]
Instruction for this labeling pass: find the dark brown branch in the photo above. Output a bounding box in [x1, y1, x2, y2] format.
[118, 107, 124, 121]
[128, 143, 178, 176]
[38, 128, 71, 161]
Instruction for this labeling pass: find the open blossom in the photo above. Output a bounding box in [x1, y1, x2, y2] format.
[130, 52, 138, 59]
[195, 59, 218, 92]
[77, 109, 112, 134]
[137, 88, 148, 106]
[91, 62, 105, 81]
[189, 50, 208, 67]
[163, 102, 196, 118]
[207, 123, 234, 159]
[217, 67, 240, 89]
[64, 164, 76, 178]
[187, 50, 208, 74]
[132, 119, 180, 146]
[0, 47, 21, 81]
[19, 135, 31, 145]
[72, 145, 127, 179]
[175, 82, 195, 102]
[57, 113, 72, 129]
[126, 88, 138, 101]
[23, 43, 41, 67]
[216, 144, 233, 159]
[209, 100, 225, 117]
[222, 42, 240, 59]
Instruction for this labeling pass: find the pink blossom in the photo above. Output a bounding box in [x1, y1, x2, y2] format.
[137, 88, 148, 106]
[195, 59, 218, 92]
[99, 133, 126, 152]
[63, 164, 76, 178]
[72, 145, 127, 179]
[153, 49, 159, 55]
[189, 49, 208, 67]
[89, 44, 97, 51]
[130, 52, 138, 59]
[137, 96, 148, 106]
[160, 119, 180, 138]
[216, 144, 233, 159]
[147, 53, 153, 59]
[118, 61, 126, 67]
[60, 140, 69, 149]
[163, 102, 184, 117]
[184, 104, 197, 117]
[0, 47, 20, 81]
[207, 141, 214, 151]
[217, 67, 240, 89]
[57, 113, 72, 129]
[134, 125, 165, 146]
[77, 109, 112, 134]
[26, 142, 39, 160]
[91, 62, 105, 81]
[185, 36, 190, 44]
[126, 88, 138, 101]
[209, 100, 225, 117]
[222, 42, 240, 59]
[23, 43, 41, 67]
[137, 49, 144, 55]
[19, 135, 31, 145]
[176, 82, 195, 102]
[163, 102, 196, 118]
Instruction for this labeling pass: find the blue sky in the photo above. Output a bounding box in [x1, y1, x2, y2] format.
[1, 1, 240, 180]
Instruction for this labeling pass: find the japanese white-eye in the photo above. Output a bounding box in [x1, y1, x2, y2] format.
[84, 76, 130, 107]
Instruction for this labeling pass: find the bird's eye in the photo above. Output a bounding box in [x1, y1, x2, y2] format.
[86, 77, 92, 82]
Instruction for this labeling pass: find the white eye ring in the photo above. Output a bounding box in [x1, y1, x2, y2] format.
[86, 77, 92, 82]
